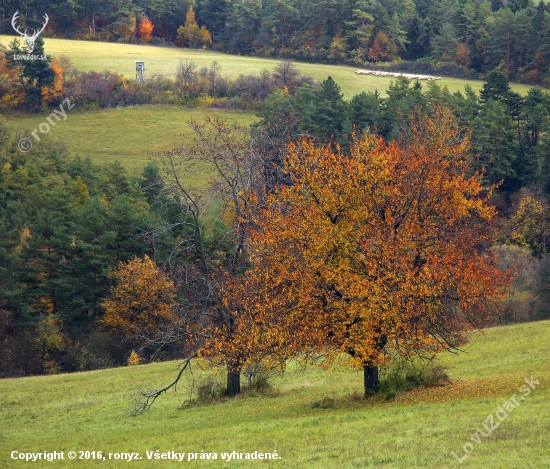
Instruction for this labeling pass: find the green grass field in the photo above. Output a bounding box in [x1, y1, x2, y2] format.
[4, 107, 255, 172]
[1, 320, 549, 468]
[0, 35, 534, 98]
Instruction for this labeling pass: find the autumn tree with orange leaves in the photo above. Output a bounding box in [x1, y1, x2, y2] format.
[215, 107, 511, 396]
[102, 255, 188, 360]
[137, 17, 154, 43]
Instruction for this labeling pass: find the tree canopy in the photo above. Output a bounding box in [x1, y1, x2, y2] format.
[213, 108, 511, 395]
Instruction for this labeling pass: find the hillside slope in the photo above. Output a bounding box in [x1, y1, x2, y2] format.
[1, 320, 549, 468]
[4, 107, 255, 172]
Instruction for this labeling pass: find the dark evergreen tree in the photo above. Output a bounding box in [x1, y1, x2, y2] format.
[480, 71, 513, 104]
[404, 15, 424, 60]
[257, 0, 300, 54]
[0, 217, 25, 320]
[71, 197, 117, 318]
[349, 90, 386, 133]
[101, 160, 130, 198]
[430, 22, 459, 64]
[471, 99, 519, 188]
[141, 163, 163, 204]
[197, 0, 231, 44]
[300, 77, 351, 143]
[20, 198, 76, 321]
[105, 195, 146, 262]
[6, 37, 54, 110]
[484, 8, 515, 76]
[67, 156, 101, 195]
[225, 0, 262, 53]
[448, 84, 480, 124]
[384, 76, 425, 139]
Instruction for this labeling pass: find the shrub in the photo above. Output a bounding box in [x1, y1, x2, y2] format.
[195, 376, 226, 401]
[379, 356, 449, 400]
[493, 244, 550, 323]
[312, 395, 336, 409]
[245, 373, 272, 393]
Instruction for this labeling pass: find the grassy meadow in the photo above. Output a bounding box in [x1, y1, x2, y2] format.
[4, 107, 255, 173]
[0, 320, 549, 468]
[0, 35, 534, 98]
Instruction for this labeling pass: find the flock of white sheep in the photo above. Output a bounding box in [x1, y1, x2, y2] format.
[355, 70, 442, 80]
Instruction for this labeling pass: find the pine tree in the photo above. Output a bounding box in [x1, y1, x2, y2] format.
[384, 76, 426, 139]
[469, 0, 493, 72]
[535, 12, 550, 84]
[258, 0, 300, 53]
[72, 197, 117, 317]
[480, 70, 513, 104]
[67, 156, 100, 195]
[458, 0, 477, 65]
[101, 160, 130, 198]
[141, 163, 163, 204]
[0, 217, 25, 320]
[513, 9, 533, 73]
[6, 37, 54, 110]
[405, 15, 424, 60]
[300, 77, 351, 143]
[197, 0, 231, 44]
[349, 91, 385, 133]
[226, 0, 262, 53]
[518, 87, 550, 185]
[20, 201, 76, 321]
[448, 84, 480, 125]
[484, 8, 516, 76]
[430, 23, 460, 64]
[105, 196, 145, 262]
[472, 99, 519, 188]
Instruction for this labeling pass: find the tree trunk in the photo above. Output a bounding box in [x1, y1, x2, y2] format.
[226, 370, 241, 397]
[363, 364, 379, 395]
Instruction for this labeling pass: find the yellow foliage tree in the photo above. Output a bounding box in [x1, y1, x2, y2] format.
[177, 6, 212, 48]
[102, 256, 183, 356]
[73, 176, 90, 208]
[35, 315, 65, 374]
[128, 350, 142, 366]
[501, 188, 550, 256]
[198, 26, 212, 48]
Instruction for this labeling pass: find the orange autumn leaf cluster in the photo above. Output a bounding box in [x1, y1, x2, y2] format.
[41, 60, 64, 105]
[210, 107, 511, 373]
[137, 17, 154, 43]
[102, 255, 180, 345]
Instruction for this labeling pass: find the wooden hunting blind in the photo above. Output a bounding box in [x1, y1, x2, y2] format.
[136, 61, 145, 83]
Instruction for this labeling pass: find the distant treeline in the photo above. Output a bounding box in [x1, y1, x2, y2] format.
[2, 0, 550, 84]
